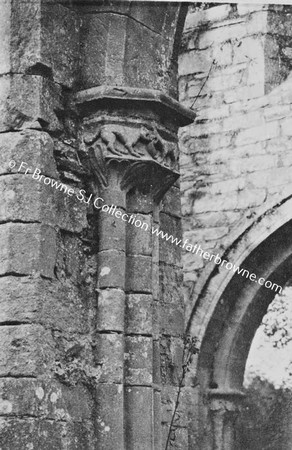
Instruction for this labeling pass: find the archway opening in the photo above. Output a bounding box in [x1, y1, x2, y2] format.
[193, 218, 292, 449]
[237, 284, 292, 449]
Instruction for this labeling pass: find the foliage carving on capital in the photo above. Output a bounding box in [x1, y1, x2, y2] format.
[82, 123, 179, 201]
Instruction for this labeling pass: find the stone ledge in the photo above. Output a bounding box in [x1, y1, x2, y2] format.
[75, 85, 196, 127]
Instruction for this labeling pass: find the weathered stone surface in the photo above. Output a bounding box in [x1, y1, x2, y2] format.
[0, 174, 55, 225]
[96, 289, 125, 332]
[0, 223, 57, 278]
[159, 263, 183, 305]
[161, 386, 188, 427]
[125, 336, 153, 385]
[97, 250, 125, 289]
[127, 192, 154, 214]
[0, 276, 90, 334]
[0, 325, 54, 376]
[0, 1, 192, 449]
[161, 185, 182, 218]
[95, 384, 124, 449]
[0, 130, 57, 177]
[184, 4, 232, 30]
[126, 255, 152, 293]
[94, 333, 124, 383]
[98, 208, 126, 252]
[1, 1, 79, 87]
[41, 3, 80, 87]
[159, 213, 182, 266]
[160, 304, 184, 337]
[125, 294, 153, 335]
[0, 418, 93, 450]
[79, 6, 183, 95]
[160, 337, 184, 386]
[0, 378, 92, 421]
[124, 386, 153, 450]
[0, 74, 62, 132]
[126, 214, 152, 256]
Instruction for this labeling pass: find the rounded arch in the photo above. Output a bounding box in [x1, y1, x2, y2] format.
[186, 198, 292, 448]
[187, 196, 292, 342]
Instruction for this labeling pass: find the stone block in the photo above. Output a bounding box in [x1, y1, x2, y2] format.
[184, 5, 232, 30]
[233, 37, 264, 65]
[0, 223, 57, 278]
[159, 263, 183, 305]
[0, 0, 11, 74]
[125, 293, 153, 335]
[125, 336, 153, 385]
[2, 1, 79, 87]
[0, 378, 41, 417]
[160, 304, 185, 337]
[264, 105, 290, 122]
[96, 289, 125, 332]
[124, 386, 153, 450]
[80, 12, 124, 88]
[161, 425, 188, 450]
[0, 276, 39, 324]
[40, 280, 90, 334]
[94, 333, 124, 383]
[212, 41, 233, 66]
[0, 130, 57, 178]
[126, 255, 152, 293]
[100, 188, 126, 209]
[152, 262, 160, 301]
[193, 189, 267, 213]
[98, 207, 126, 252]
[281, 117, 292, 136]
[235, 122, 279, 146]
[224, 84, 264, 103]
[159, 213, 182, 266]
[55, 187, 88, 233]
[237, 4, 266, 15]
[95, 384, 124, 449]
[160, 336, 184, 386]
[178, 49, 213, 76]
[0, 378, 92, 421]
[126, 214, 152, 256]
[182, 251, 205, 272]
[127, 191, 154, 214]
[0, 418, 93, 450]
[41, 3, 80, 87]
[0, 419, 64, 450]
[161, 186, 182, 218]
[0, 276, 90, 334]
[0, 325, 54, 376]
[123, 18, 169, 91]
[97, 250, 125, 289]
[1, 0, 41, 75]
[223, 110, 264, 132]
[161, 386, 188, 427]
[197, 21, 249, 49]
[0, 174, 55, 225]
[0, 74, 62, 132]
[230, 154, 278, 174]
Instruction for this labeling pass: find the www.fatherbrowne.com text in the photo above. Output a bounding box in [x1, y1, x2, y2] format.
[13, 160, 282, 294]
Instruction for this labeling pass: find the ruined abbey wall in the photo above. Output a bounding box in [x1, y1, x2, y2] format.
[179, 4, 292, 449]
[2, 1, 292, 449]
[179, 3, 292, 319]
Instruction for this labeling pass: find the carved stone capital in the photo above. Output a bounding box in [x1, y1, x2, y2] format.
[207, 389, 245, 450]
[76, 86, 195, 202]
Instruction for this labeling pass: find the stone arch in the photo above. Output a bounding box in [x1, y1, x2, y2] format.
[186, 198, 292, 449]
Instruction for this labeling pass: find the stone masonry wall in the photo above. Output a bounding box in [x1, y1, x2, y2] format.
[179, 3, 292, 322]
[0, 1, 191, 449]
[0, 2, 99, 447]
